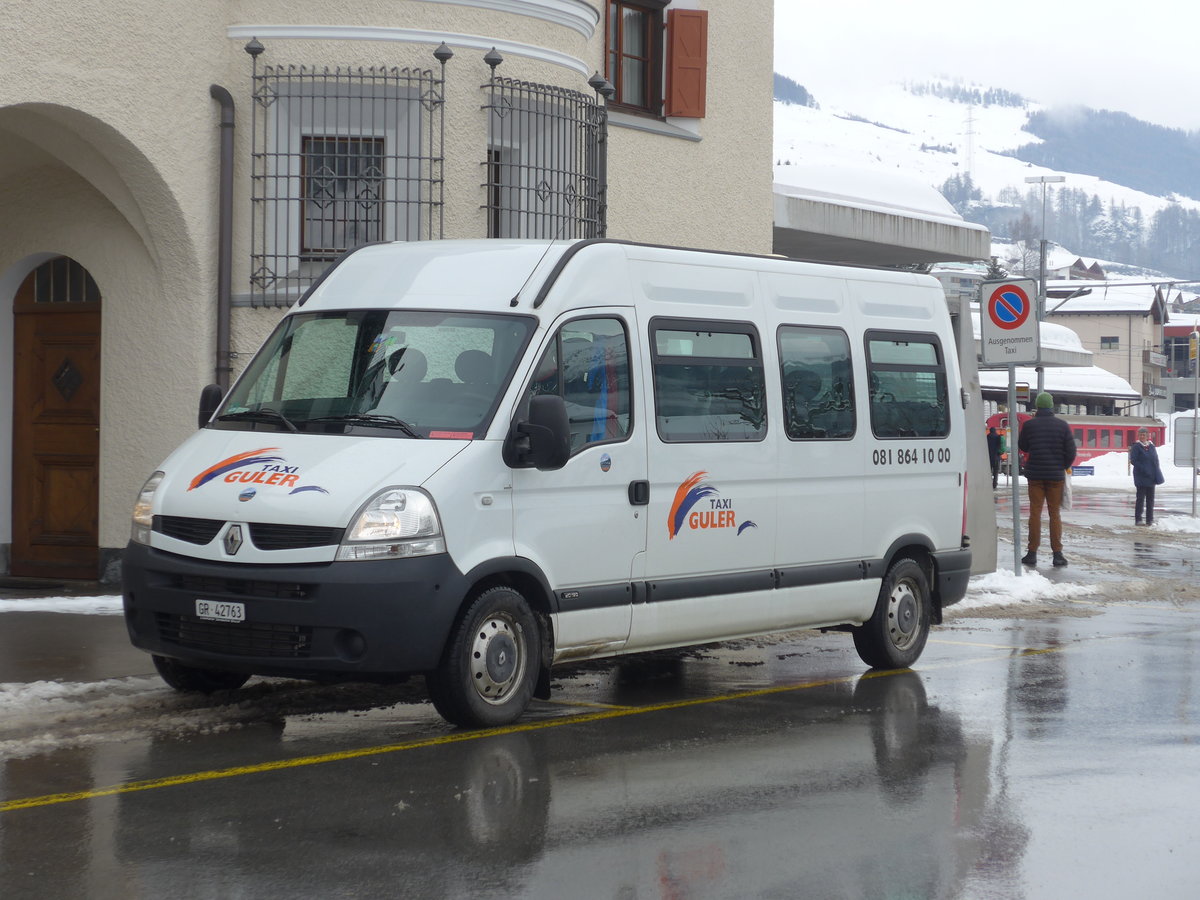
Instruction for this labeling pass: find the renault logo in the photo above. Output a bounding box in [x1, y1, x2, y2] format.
[224, 524, 243, 556]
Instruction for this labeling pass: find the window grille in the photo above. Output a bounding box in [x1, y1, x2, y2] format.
[249, 56, 447, 308]
[31, 257, 101, 304]
[482, 68, 607, 240]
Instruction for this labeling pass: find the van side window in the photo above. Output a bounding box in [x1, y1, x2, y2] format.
[777, 326, 855, 440]
[651, 318, 766, 442]
[528, 317, 632, 453]
[865, 330, 949, 438]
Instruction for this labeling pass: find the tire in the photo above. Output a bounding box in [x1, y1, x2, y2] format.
[152, 655, 250, 693]
[852, 557, 931, 669]
[426, 586, 541, 728]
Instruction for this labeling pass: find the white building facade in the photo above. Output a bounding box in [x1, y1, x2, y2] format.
[0, 0, 774, 580]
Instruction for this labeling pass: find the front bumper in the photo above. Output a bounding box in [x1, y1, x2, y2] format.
[121, 542, 469, 678]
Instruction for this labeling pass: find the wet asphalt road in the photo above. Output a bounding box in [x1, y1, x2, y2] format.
[2, 489, 1199, 899]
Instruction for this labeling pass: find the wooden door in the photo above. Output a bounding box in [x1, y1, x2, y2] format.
[11, 263, 102, 579]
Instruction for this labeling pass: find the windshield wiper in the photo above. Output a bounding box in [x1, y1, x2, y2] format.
[216, 408, 298, 433]
[301, 414, 424, 438]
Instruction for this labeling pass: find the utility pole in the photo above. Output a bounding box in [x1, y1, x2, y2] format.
[1025, 175, 1065, 397]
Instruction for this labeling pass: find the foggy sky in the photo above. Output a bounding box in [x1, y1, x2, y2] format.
[774, 1, 1200, 132]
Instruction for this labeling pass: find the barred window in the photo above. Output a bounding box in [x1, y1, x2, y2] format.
[484, 73, 606, 240]
[250, 59, 445, 308]
[301, 136, 385, 259]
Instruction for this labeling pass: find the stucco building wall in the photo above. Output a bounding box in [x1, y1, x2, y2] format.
[0, 0, 773, 576]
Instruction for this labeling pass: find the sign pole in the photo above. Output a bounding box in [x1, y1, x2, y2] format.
[1193, 328, 1198, 517]
[1009, 366, 1021, 575]
[981, 278, 1038, 576]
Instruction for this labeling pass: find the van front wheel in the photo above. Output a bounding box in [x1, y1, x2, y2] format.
[853, 558, 931, 669]
[152, 655, 250, 693]
[427, 586, 541, 728]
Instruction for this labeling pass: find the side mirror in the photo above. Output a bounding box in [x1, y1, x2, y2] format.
[198, 383, 224, 428]
[503, 394, 570, 470]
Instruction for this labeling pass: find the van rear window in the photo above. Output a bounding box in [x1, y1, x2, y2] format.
[865, 331, 949, 439]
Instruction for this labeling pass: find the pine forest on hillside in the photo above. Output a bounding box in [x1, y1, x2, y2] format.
[942, 173, 1200, 280]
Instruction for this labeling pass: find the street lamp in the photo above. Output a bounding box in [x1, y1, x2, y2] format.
[1025, 175, 1066, 395]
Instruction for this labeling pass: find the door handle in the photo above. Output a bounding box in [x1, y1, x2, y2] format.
[628, 480, 649, 506]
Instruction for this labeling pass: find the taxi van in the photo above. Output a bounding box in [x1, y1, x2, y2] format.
[121, 239, 972, 727]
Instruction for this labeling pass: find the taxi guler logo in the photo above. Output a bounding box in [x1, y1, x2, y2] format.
[667, 471, 757, 539]
[188, 448, 328, 495]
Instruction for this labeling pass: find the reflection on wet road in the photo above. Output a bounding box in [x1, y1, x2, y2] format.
[4, 601, 1200, 899]
[3, 487, 1200, 898]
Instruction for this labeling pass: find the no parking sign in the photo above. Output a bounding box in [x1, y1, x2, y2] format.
[980, 278, 1040, 366]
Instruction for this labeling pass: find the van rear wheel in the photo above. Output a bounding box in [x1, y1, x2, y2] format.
[853, 557, 931, 669]
[427, 586, 540, 729]
[152, 655, 250, 693]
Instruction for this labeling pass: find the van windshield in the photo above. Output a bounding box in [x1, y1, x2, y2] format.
[215, 310, 536, 438]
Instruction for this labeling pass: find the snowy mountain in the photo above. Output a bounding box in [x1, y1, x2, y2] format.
[773, 76, 1200, 281]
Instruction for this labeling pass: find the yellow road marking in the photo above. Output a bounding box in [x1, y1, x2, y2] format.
[0, 630, 1183, 814]
[3, 673, 871, 813]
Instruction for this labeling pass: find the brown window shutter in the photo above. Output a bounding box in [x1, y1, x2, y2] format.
[665, 8, 707, 118]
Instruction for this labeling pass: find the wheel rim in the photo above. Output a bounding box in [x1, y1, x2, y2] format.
[469, 611, 527, 705]
[886, 576, 922, 652]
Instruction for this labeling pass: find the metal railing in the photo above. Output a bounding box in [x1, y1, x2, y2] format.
[248, 46, 447, 308]
[482, 54, 607, 240]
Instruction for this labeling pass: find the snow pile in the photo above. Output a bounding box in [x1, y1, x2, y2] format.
[955, 568, 1095, 612]
[0, 675, 423, 759]
[0, 676, 216, 758]
[0, 596, 123, 615]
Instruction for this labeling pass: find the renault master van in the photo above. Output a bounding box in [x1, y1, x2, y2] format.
[122, 240, 972, 727]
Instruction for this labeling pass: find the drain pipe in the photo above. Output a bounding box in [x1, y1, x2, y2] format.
[209, 84, 235, 391]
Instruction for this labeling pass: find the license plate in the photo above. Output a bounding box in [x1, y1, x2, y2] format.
[195, 599, 245, 623]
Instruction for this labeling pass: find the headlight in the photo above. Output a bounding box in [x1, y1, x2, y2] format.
[131, 471, 165, 545]
[337, 488, 445, 561]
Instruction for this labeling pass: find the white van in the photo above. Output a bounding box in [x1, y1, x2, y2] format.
[122, 240, 972, 727]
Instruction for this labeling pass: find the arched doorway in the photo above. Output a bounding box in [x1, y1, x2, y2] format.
[11, 257, 102, 579]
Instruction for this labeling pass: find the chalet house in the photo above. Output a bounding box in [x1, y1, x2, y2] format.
[1043, 280, 1169, 417]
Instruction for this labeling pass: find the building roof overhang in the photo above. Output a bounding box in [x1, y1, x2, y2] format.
[771, 179, 991, 267]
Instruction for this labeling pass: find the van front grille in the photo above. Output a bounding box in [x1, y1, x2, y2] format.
[155, 516, 224, 545]
[154, 517, 343, 551]
[249, 523, 344, 550]
[156, 613, 313, 658]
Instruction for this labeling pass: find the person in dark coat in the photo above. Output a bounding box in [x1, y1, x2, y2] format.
[986, 427, 1002, 489]
[1017, 392, 1076, 568]
[1129, 426, 1164, 526]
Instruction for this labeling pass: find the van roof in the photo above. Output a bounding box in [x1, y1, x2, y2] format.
[298, 239, 942, 316]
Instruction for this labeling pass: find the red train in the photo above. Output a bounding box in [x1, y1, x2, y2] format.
[985, 412, 1165, 468]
